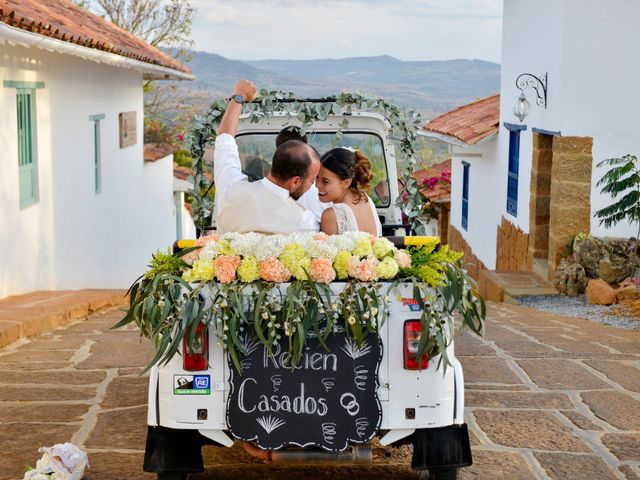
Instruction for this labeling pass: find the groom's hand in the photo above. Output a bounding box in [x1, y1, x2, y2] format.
[217, 80, 257, 136]
[233, 80, 257, 102]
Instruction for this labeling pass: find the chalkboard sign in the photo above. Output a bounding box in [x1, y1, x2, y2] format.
[227, 326, 382, 452]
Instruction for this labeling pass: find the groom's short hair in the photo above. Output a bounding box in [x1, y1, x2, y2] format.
[271, 140, 318, 180]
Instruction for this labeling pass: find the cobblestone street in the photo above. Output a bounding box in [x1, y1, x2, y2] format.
[0, 301, 638, 479]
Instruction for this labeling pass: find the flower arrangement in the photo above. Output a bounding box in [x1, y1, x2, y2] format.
[116, 232, 485, 373]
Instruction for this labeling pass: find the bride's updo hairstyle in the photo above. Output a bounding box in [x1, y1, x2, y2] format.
[320, 147, 374, 203]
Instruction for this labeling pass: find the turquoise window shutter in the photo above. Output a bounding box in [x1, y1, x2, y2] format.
[16, 90, 39, 208]
[94, 120, 102, 193]
[89, 114, 105, 194]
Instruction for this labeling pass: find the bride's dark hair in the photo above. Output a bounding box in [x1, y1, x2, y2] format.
[320, 147, 374, 203]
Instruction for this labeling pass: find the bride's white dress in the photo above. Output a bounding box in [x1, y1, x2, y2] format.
[330, 195, 383, 236]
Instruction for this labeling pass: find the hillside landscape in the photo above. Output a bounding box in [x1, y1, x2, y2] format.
[175, 51, 501, 119]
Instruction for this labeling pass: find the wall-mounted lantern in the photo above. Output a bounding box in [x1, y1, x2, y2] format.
[512, 72, 547, 122]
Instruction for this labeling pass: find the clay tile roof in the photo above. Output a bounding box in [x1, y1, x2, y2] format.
[424, 94, 500, 145]
[0, 0, 191, 75]
[144, 143, 178, 162]
[414, 158, 451, 203]
[173, 163, 191, 181]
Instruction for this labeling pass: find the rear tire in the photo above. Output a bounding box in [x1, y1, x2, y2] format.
[157, 473, 190, 480]
[419, 468, 459, 480]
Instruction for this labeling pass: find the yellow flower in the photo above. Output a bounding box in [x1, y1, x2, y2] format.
[217, 239, 237, 256]
[237, 255, 260, 283]
[186, 258, 215, 281]
[333, 251, 352, 280]
[280, 243, 310, 280]
[353, 238, 373, 258]
[182, 269, 195, 282]
[376, 256, 399, 280]
[373, 238, 394, 260]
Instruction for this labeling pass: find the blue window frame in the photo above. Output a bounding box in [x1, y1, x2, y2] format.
[504, 123, 527, 217]
[90, 114, 105, 194]
[462, 162, 470, 231]
[4, 81, 45, 209]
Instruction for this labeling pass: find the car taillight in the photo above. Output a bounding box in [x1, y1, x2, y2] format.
[183, 324, 208, 371]
[404, 320, 428, 370]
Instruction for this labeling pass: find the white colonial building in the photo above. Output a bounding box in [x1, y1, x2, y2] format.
[0, 0, 194, 297]
[423, 0, 640, 289]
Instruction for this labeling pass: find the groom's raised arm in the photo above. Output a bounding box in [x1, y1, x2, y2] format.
[217, 80, 257, 137]
[214, 80, 258, 215]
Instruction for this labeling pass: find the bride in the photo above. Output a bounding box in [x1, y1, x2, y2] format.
[316, 147, 382, 236]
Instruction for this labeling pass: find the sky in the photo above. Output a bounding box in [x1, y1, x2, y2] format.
[190, 0, 503, 63]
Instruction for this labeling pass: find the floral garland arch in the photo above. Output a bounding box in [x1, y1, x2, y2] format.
[186, 90, 427, 235]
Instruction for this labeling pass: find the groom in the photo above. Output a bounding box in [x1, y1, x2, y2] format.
[214, 80, 321, 234]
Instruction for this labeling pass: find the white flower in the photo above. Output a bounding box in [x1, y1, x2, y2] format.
[230, 232, 264, 257]
[254, 234, 288, 260]
[327, 234, 357, 253]
[199, 241, 222, 261]
[287, 232, 315, 250]
[306, 239, 338, 260]
[221, 232, 240, 242]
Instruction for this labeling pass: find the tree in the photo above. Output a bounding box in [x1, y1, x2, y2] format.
[75, 0, 197, 147]
[594, 154, 640, 239]
[73, 0, 194, 60]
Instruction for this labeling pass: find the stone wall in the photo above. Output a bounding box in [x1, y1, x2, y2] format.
[438, 202, 450, 246]
[496, 217, 532, 271]
[548, 136, 593, 275]
[529, 133, 553, 260]
[448, 225, 487, 281]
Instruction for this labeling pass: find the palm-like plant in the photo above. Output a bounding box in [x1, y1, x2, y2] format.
[594, 154, 640, 239]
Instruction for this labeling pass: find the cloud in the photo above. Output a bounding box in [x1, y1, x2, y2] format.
[189, 0, 502, 62]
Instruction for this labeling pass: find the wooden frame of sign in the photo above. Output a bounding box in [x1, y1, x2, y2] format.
[119, 111, 137, 148]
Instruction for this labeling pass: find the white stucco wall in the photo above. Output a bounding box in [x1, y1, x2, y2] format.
[453, 0, 640, 271]
[0, 44, 176, 297]
[181, 205, 197, 240]
[499, 0, 639, 238]
[449, 138, 501, 269]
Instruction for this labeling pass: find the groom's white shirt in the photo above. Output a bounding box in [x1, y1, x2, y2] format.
[214, 133, 319, 233]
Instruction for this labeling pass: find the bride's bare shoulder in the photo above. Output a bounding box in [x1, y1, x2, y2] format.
[320, 207, 338, 235]
[321, 206, 336, 220]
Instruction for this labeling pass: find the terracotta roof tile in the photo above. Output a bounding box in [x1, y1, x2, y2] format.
[173, 163, 191, 181]
[0, 0, 190, 74]
[414, 158, 451, 203]
[144, 143, 178, 162]
[424, 94, 500, 145]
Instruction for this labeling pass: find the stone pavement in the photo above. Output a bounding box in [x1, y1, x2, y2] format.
[0, 290, 128, 348]
[0, 301, 638, 479]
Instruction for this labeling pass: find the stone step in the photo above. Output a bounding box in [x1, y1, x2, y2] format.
[479, 270, 558, 302]
[532, 257, 550, 281]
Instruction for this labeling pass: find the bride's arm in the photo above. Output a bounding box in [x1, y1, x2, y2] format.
[320, 208, 338, 235]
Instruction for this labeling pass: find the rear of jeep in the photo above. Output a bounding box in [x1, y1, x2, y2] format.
[144, 284, 471, 480]
[142, 113, 472, 479]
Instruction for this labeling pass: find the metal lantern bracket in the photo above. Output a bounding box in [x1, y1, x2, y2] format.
[515, 72, 547, 108]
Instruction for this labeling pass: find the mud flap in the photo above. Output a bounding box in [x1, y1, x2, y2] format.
[411, 424, 473, 471]
[143, 426, 205, 474]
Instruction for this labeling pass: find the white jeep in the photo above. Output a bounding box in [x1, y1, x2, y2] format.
[142, 112, 473, 480]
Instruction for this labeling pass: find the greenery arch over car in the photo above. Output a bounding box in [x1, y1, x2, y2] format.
[186, 90, 428, 235]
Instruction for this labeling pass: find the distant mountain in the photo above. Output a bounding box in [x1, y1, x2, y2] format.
[175, 51, 501, 119]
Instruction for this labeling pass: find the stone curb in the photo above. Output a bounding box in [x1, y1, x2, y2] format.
[0, 289, 128, 348]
